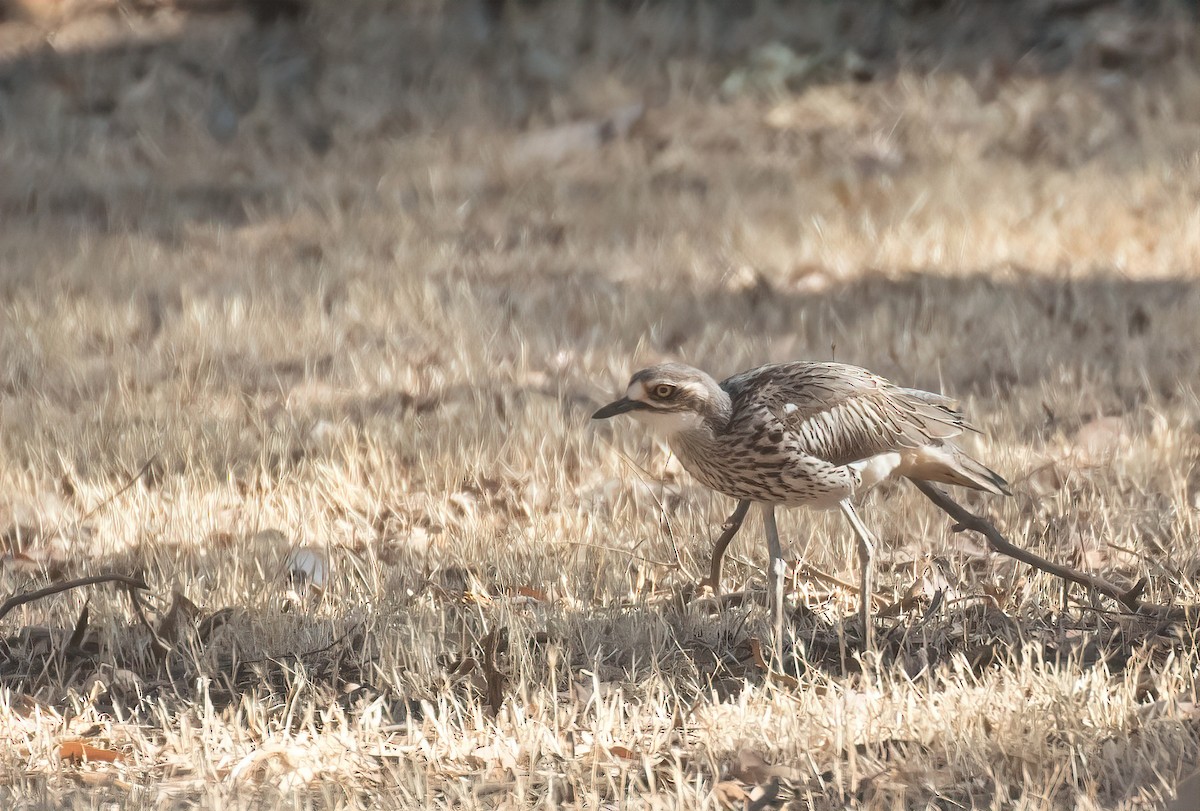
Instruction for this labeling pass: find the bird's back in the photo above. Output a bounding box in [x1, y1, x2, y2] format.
[719, 361, 1009, 496]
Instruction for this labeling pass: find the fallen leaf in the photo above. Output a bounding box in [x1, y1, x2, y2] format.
[59, 741, 123, 763]
[608, 745, 637, 760]
[514, 585, 550, 602]
[713, 780, 748, 808]
[748, 638, 800, 690]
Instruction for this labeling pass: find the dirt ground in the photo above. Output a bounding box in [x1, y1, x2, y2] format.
[2, 1, 1200, 808]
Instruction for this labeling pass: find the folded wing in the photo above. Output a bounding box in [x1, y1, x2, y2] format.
[724, 362, 1010, 495]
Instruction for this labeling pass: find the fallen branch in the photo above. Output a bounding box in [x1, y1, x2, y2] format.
[0, 574, 150, 623]
[910, 480, 1191, 623]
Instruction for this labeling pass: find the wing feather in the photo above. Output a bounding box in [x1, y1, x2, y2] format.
[724, 362, 974, 466]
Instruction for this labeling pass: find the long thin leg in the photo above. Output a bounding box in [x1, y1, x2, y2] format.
[760, 504, 785, 662]
[704, 499, 751, 593]
[838, 499, 875, 651]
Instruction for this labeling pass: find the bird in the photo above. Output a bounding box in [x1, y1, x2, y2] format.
[592, 360, 1011, 656]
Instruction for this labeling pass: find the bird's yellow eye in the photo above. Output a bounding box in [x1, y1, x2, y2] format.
[653, 384, 675, 399]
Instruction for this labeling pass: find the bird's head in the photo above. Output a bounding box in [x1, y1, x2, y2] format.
[592, 363, 724, 436]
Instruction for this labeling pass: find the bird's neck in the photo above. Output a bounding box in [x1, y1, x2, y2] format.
[704, 386, 733, 432]
[669, 385, 732, 449]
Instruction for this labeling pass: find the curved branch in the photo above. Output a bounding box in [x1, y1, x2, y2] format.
[911, 480, 1190, 622]
[0, 574, 150, 624]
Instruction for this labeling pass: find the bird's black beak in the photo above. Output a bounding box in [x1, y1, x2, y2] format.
[592, 397, 643, 420]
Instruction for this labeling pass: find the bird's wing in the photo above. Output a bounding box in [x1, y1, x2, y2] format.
[727, 362, 973, 467]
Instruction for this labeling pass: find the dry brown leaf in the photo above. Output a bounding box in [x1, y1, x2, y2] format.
[448, 656, 478, 679]
[608, 745, 637, 760]
[748, 638, 800, 690]
[713, 780, 749, 808]
[514, 585, 550, 602]
[59, 741, 124, 763]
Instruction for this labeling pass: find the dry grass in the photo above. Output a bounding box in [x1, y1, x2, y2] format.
[2, 1, 1200, 808]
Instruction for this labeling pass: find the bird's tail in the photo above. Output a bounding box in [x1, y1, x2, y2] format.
[897, 442, 1011, 496]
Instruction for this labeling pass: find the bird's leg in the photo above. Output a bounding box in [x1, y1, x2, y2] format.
[760, 504, 785, 663]
[704, 499, 751, 594]
[838, 499, 876, 651]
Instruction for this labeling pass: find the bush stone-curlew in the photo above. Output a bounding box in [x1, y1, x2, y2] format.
[593, 361, 1011, 655]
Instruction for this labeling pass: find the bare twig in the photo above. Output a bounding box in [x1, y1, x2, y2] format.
[238, 621, 366, 667]
[910, 480, 1191, 623]
[0, 574, 150, 623]
[78, 454, 160, 524]
[792, 561, 891, 607]
[562, 540, 681, 570]
[25, 454, 160, 578]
